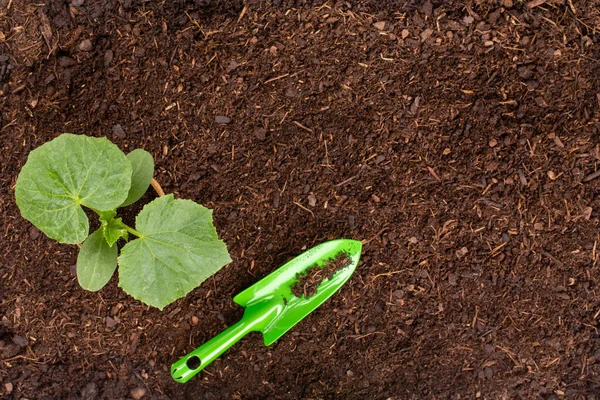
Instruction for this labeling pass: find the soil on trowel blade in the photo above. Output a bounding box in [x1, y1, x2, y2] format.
[291, 253, 352, 298]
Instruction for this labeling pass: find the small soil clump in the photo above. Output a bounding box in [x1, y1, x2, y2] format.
[291, 253, 351, 298]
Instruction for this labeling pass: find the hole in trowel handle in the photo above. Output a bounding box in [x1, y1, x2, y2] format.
[186, 355, 201, 370]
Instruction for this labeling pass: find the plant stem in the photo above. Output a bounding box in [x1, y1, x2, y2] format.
[151, 178, 165, 197]
[116, 220, 143, 238]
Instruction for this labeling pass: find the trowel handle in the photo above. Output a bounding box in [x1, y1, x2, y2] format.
[171, 319, 256, 383]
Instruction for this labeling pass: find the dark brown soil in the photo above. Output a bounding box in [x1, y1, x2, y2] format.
[292, 253, 351, 298]
[2, 0, 600, 399]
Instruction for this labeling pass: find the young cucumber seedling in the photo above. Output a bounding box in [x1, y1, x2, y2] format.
[15, 133, 231, 310]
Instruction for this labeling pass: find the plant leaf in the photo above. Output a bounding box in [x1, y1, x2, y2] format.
[118, 194, 232, 310]
[15, 134, 132, 244]
[77, 228, 118, 291]
[99, 209, 117, 222]
[120, 149, 154, 207]
[102, 217, 129, 247]
[99, 210, 128, 246]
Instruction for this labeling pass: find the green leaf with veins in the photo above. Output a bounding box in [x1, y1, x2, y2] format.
[102, 217, 129, 247]
[77, 228, 118, 291]
[99, 209, 117, 222]
[98, 210, 128, 246]
[15, 134, 132, 244]
[118, 194, 232, 310]
[120, 149, 154, 208]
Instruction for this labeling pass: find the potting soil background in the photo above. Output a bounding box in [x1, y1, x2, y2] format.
[1, 0, 600, 398]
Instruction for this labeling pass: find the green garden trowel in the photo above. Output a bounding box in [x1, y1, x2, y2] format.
[171, 239, 362, 383]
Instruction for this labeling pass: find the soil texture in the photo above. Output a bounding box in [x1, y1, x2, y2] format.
[2, 0, 600, 399]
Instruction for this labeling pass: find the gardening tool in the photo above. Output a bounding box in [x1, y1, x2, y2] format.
[170, 238, 362, 383]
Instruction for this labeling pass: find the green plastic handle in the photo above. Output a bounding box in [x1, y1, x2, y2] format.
[170, 297, 284, 383]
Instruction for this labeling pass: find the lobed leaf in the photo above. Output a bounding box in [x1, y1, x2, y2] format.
[118, 195, 232, 310]
[102, 217, 129, 247]
[98, 209, 117, 222]
[15, 134, 132, 244]
[120, 149, 154, 207]
[77, 228, 118, 291]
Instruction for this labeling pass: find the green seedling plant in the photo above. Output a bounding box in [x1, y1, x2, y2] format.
[15, 133, 231, 310]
